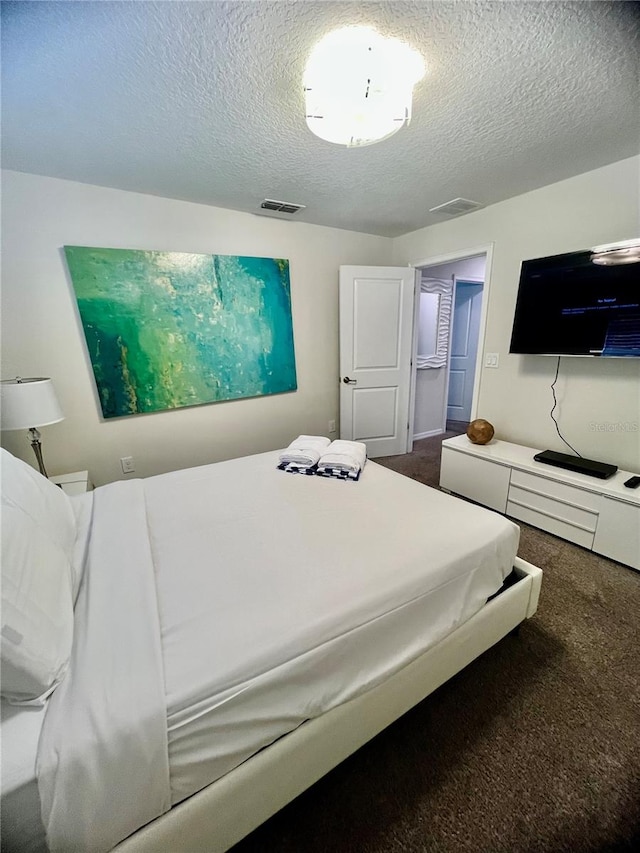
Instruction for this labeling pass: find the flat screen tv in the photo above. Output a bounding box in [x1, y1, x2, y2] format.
[509, 248, 640, 357]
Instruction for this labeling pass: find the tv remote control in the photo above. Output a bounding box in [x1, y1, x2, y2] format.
[623, 476, 640, 489]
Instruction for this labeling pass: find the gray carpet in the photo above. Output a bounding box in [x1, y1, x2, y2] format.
[231, 435, 639, 853]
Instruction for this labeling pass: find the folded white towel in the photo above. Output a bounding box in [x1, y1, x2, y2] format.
[317, 440, 367, 475]
[279, 435, 331, 468]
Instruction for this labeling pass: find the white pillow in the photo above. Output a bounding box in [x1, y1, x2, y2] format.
[1, 448, 77, 704]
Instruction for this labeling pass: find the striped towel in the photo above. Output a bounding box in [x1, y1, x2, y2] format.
[317, 440, 367, 478]
[315, 466, 361, 482]
[277, 462, 318, 475]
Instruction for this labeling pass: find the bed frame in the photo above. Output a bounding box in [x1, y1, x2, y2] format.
[115, 557, 542, 853]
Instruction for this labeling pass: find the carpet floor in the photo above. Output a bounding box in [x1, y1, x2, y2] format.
[231, 434, 639, 853]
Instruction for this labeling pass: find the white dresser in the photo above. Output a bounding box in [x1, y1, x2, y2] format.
[440, 435, 640, 571]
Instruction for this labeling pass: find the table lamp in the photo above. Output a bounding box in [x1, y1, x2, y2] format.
[0, 377, 64, 477]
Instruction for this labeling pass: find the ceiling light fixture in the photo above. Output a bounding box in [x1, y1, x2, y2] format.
[304, 26, 425, 148]
[590, 238, 640, 266]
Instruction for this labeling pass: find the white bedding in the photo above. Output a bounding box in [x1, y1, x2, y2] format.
[0, 701, 47, 853]
[8, 451, 519, 853]
[143, 452, 519, 805]
[37, 480, 171, 853]
[1, 493, 94, 853]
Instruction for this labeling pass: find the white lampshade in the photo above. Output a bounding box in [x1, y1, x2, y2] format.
[0, 378, 64, 431]
[304, 26, 425, 148]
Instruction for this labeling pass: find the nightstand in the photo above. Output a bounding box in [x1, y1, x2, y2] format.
[49, 470, 93, 496]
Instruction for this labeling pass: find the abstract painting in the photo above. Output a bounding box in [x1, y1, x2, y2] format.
[64, 246, 297, 418]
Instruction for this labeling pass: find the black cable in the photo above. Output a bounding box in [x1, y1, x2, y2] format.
[550, 356, 582, 457]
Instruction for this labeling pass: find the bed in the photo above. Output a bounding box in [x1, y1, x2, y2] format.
[0, 445, 542, 853]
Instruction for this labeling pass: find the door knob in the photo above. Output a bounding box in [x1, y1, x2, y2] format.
[342, 376, 357, 385]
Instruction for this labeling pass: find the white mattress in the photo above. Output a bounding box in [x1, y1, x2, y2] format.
[142, 452, 519, 805]
[7, 451, 519, 852]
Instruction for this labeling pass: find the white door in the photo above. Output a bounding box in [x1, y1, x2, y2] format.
[447, 281, 483, 423]
[339, 265, 418, 458]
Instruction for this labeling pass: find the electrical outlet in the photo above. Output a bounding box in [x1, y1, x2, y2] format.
[328, 419, 336, 434]
[120, 456, 135, 474]
[485, 353, 499, 368]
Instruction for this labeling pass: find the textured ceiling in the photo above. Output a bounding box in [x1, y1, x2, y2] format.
[2, 0, 639, 237]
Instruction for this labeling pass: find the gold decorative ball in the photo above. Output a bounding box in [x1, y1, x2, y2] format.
[466, 419, 495, 445]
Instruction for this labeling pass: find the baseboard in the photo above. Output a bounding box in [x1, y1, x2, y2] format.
[413, 429, 444, 440]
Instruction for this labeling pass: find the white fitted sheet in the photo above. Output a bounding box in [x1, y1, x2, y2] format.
[37, 480, 170, 853]
[142, 451, 519, 805]
[25, 450, 519, 852]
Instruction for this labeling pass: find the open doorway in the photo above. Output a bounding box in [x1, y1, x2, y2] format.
[410, 249, 490, 442]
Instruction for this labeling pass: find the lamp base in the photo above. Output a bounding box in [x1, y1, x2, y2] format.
[28, 427, 49, 477]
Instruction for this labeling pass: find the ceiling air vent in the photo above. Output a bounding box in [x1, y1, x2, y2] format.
[260, 199, 306, 215]
[429, 198, 484, 217]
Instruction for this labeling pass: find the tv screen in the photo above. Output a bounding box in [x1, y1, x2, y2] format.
[509, 249, 640, 357]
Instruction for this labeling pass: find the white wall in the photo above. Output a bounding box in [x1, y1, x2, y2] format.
[1, 171, 391, 484]
[395, 156, 640, 472]
[3, 159, 639, 482]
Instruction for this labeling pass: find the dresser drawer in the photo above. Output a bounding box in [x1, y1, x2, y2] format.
[440, 448, 510, 513]
[507, 468, 599, 548]
[593, 496, 640, 570]
[506, 500, 596, 549]
[510, 469, 601, 513]
[507, 484, 598, 533]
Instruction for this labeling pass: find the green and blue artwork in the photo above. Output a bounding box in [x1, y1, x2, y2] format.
[64, 246, 297, 418]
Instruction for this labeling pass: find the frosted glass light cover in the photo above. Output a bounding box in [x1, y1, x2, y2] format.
[304, 26, 425, 147]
